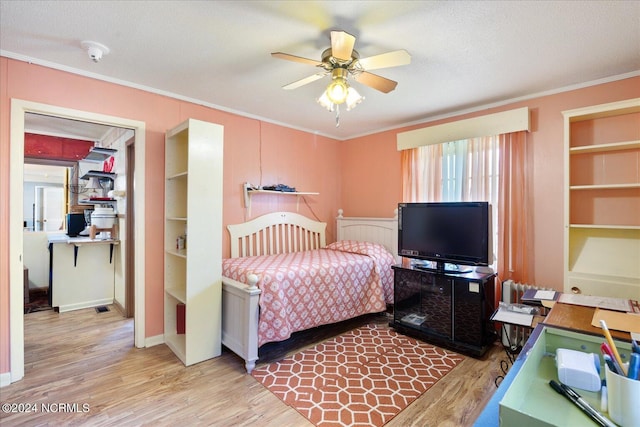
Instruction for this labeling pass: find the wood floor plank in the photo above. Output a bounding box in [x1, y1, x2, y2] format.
[0, 307, 503, 426]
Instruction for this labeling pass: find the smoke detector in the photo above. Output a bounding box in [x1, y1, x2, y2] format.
[81, 41, 110, 63]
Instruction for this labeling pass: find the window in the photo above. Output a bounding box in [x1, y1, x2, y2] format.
[404, 136, 500, 268]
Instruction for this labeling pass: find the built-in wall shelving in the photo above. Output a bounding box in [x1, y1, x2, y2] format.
[563, 98, 640, 299]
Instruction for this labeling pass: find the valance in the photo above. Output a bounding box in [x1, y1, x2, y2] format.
[397, 107, 530, 150]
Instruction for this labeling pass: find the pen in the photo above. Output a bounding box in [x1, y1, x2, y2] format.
[628, 353, 639, 380]
[599, 320, 627, 376]
[632, 339, 640, 355]
[549, 380, 616, 427]
[602, 354, 620, 375]
[601, 343, 623, 375]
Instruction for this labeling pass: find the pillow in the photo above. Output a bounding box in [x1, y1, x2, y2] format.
[325, 240, 391, 258]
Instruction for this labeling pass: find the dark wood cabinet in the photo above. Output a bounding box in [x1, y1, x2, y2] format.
[391, 264, 496, 356]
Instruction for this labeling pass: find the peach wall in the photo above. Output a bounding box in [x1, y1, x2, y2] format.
[340, 76, 640, 290]
[0, 57, 341, 375]
[339, 129, 403, 218]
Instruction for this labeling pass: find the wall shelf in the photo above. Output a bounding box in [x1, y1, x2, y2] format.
[570, 224, 640, 230]
[83, 147, 117, 162]
[81, 170, 116, 180]
[569, 183, 640, 190]
[243, 182, 318, 216]
[569, 139, 640, 154]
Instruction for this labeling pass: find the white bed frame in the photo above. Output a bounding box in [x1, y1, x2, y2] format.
[221, 209, 398, 373]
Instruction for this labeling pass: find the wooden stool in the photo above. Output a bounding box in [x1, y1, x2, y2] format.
[90, 223, 118, 240]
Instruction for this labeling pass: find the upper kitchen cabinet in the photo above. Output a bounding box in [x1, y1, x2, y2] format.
[24, 133, 94, 162]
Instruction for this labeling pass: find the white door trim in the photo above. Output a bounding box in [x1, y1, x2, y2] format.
[9, 99, 146, 383]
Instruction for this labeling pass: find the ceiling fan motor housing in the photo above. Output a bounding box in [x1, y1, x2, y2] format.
[321, 48, 360, 67]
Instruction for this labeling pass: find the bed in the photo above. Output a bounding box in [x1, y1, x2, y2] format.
[221, 209, 398, 373]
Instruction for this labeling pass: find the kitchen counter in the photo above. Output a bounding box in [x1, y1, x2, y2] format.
[48, 233, 120, 312]
[47, 233, 119, 245]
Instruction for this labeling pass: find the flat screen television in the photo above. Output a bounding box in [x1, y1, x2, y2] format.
[398, 202, 492, 274]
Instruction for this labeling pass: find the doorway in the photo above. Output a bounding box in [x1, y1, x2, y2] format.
[9, 99, 147, 384]
[35, 186, 64, 232]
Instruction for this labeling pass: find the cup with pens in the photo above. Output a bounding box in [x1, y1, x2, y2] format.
[600, 320, 639, 427]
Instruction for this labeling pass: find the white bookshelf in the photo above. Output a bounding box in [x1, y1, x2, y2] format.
[164, 118, 224, 366]
[563, 98, 640, 299]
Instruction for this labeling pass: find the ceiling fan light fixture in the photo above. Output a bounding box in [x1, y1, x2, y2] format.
[317, 85, 364, 112]
[325, 68, 350, 104]
[316, 91, 335, 111]
[273, 30, 411, 125]
[326, 79, 348, 104]
[345, 87, 364, 111]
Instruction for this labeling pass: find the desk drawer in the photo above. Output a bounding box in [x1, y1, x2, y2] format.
[499, 326, 632, 426]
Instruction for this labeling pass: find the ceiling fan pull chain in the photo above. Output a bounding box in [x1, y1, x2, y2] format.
[335, 104, 341, 127]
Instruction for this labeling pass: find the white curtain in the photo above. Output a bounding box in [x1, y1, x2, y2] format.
[411, 136, 499, 205]
[404, 136, 500, 267]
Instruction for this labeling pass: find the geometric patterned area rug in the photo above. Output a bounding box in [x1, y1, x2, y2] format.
[252, 324, 464, 427]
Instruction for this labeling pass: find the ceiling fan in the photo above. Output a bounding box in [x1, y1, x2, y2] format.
[272, 30, 411, 125]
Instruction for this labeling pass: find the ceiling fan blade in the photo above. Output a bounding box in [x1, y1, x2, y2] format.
[282, 72, 327, 90]
[357, 49, 411, 71]
[331, 31, 356, 61]
[353, 71, 398, 93]
[271, 52, 322, 66]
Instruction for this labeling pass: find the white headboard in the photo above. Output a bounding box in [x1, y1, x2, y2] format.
[227, 210, 399, 260]
[336, 209, 399, 260]
[227, 212, 326, 258]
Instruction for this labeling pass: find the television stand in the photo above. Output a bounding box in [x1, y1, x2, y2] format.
[391, 264, 496, 357]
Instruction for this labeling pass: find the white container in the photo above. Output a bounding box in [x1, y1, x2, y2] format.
[605, 363, 639, 427]
[91, 207, 116, 228]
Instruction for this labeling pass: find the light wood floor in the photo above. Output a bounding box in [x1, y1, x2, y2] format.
[0, 306, 505, 426]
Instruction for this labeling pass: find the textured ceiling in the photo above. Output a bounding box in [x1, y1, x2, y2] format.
[1, 1, 639, 140]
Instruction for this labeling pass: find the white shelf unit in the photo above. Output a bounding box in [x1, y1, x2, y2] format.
[164, 118, 224, 366]
[243, 182, 318, 216]
[563, 98, 640, 299]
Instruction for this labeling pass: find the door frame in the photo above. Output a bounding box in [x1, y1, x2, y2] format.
[9, 99, 146, 383]
[125, 136, 135, 318]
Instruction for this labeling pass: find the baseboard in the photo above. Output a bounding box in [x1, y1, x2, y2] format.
[57, 298, 113, 313]
[112, 300, 125, 315]
[0, 371, 12, 388]
[145, 334, 164, 347]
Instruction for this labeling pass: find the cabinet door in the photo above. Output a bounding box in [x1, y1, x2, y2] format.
[421, 275, 452, 338]
[453, 279, 484, 346]
[61, 140, 93, 161]
[393, 268, 422, 315]
[24, 134, 62, 159]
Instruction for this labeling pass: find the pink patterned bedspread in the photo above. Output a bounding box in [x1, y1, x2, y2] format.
[222, 240, 395, 347]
